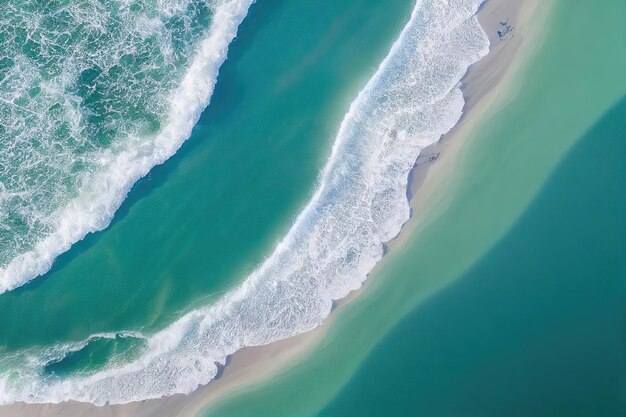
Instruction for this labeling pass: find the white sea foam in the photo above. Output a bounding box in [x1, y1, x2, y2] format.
[0, 0, 255, 293]
[0, 0, 489, 405]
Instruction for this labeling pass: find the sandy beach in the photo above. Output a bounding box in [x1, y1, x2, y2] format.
[402, 0, 547, 242]
[0, 0, 547, 415]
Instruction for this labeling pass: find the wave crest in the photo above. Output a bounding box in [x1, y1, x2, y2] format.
[0, 0, 489, 405]
[0, 0, 254, 293]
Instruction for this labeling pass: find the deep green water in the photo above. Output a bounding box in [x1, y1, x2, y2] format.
[1, 0, 497, 403]
[201, 1, 626, 416]
[0, 0, 413, 351]
[321, 94, 626, 417]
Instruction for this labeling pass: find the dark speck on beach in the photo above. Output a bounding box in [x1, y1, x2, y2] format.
[497, 18, 514, 40]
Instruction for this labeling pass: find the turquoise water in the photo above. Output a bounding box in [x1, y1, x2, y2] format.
[43, 334, 146, 378]
[320, 95, 626, 417]
[201, 0, 626, 415]
[2, 0, 472, 405]
[0, 0, 414, 352]
[0, 0, 251, 291]
[0, 0, 417, 341]
[0, 0, 623, 411]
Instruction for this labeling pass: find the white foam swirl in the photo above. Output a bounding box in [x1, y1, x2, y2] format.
[0, 0, 254, 293]
[0, 0, 489, 405]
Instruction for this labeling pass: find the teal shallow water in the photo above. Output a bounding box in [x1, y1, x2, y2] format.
[0, 0, 623, 410]
[320, 95, 626, 417]
[0, 0, 413, 350]
[1, 0, 429, 402]
[0, 0, 215, 268]
[2, 0, 493, 403]
[201, 1, 626, 415]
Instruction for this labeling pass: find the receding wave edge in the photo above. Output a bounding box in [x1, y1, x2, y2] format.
[0, 0, 489, 405]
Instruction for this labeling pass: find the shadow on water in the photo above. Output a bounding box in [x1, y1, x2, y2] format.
[7, 0, 275, 296]
[321, 96, 626, 417]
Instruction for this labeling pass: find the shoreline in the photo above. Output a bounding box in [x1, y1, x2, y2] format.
[402, 0, 543, 241]
[0, 0, 543, 416]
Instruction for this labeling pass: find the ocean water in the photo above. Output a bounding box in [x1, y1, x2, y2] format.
[0, 0, 493, 406]
[201, 1, 626, 416]
[321, 95, 626, 417]
[1, 0, 621, 412]
[0, 0, 417, 355]
[0, 0, 253, 293]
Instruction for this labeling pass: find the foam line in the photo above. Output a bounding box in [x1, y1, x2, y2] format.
[0, 0, 255, 293]
[0, 0, 489, 405]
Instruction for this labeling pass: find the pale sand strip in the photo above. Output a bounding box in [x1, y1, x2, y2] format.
[400, 0, 549, 242]
[0, 0, 545, 415]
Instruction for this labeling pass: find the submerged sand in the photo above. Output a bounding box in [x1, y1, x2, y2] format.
[0, 0, 543, 415]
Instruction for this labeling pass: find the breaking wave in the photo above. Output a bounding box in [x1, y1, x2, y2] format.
[0, 0, 254, 293]
[0, 0, 489, 405]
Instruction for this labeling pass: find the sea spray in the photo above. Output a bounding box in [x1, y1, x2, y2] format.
[0, 0, 254, 293]
[0, 0, 489, 405]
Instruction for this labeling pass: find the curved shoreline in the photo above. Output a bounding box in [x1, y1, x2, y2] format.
[0, 0, 254, 295]
[0, 0, 548, 415]
[1, 0, 489, 406]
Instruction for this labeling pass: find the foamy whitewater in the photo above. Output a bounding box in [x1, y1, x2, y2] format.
[0, 0, 253, 293]
[0, 0, 489, 405]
